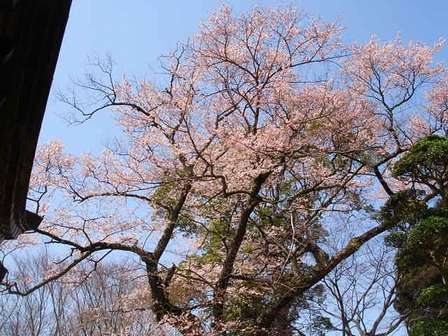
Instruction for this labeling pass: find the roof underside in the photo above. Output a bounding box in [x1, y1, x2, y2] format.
[0, 0, 71, 241]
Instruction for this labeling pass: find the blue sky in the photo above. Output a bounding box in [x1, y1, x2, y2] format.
[40, 0, 448, 153]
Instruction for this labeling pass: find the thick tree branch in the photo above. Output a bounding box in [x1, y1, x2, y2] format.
[256, 220, 389, 329]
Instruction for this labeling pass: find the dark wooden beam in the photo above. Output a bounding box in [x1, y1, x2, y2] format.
[0, 0, 72, 241]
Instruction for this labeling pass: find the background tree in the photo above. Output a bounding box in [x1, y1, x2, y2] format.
[382, 135, 448, 335]
[320, 236, 405, 335]
[0, 5, 446, 335]
[0, 249, 165, 336]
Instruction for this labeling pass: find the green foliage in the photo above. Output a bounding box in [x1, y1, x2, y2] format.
[384, 231, 407, 248]
[392, 134, 448, 185]
[177, 212, 197, 234]
[384, 135, 448, 335]
[153, 182, 198, 234]
[190, 218, 230, 266]
[256, 205, 286, 228]
[379, 189, 427, 229]
[395, 248, 429, 269]
[152, 183, 178, 209]
[416, 284, 448, 307]
[224, 285, 264, 322]
[410, 319, 448, 336]
[407, 216, 448, 250]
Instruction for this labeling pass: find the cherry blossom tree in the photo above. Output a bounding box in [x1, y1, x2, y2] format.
[1, 5, 447, 335]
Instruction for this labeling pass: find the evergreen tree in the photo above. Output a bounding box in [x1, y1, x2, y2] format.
[383, 135, 448, 335]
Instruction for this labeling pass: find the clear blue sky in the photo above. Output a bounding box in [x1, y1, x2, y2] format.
[40, 0, 448, 153]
